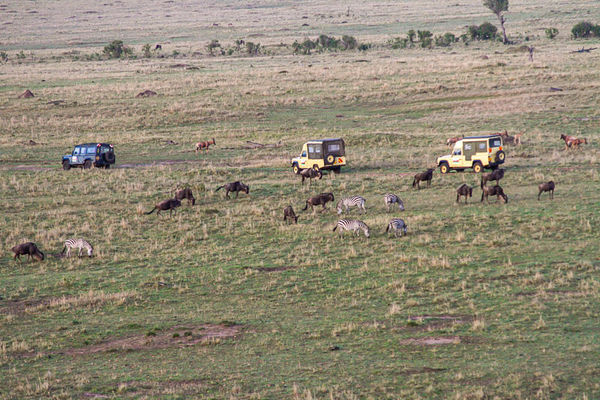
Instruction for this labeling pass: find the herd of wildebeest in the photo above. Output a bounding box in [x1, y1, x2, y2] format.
[9, 132, 586, 261]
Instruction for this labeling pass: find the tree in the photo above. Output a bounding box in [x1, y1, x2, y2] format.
[483, 0, 509, 44]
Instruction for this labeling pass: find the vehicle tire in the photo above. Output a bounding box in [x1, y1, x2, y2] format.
[62, 160, 71, 170]
[103, 151, 116, 163]
[292, 164, 300, 175]
[439, 163, 449, 174]
[325, 154, 335, 164]
[312, 165, 320, 173]
[332, 166, 341, 174]
[83, 160, 92, 169]
[473, 161, 483, 173]
[495, 150, 505, 163]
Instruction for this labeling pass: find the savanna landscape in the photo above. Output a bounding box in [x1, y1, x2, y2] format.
[1, 0, 600, 398]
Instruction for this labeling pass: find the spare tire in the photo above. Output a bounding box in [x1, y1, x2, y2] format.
[103, 151, 115, 163]
[325, 154, 335, 165]
[495, 150, 505, 163]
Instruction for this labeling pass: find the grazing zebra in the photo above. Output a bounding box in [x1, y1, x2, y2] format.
[383, 194, 405, 211]
[333, 219, 370, 238]
[336, 196, 367, 215]
[385, 218, 407, 237]
[61, 238, 94, 258]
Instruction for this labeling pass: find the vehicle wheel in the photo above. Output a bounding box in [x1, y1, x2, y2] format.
[473, 162, 483, 173]
[495, 150, 505, 163]
[332, 166, 341, 174]
[104, 164, 110, 169]
[312, 165, 320, 173]
[326, 154, 335, 164]
[292, 164, 300, 175]
[62, 160, 71, 170]
[103, 151, 116, 163]
[83, 160, 92, 169]
[439, 163, 449, 174]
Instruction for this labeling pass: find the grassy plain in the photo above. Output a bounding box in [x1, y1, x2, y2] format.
[1, 0, 600, 398]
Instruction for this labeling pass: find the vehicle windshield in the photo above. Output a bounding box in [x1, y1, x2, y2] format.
[490, 138, 502, 147]
[73, 147, 81, 155]
[453, 147, 461, 155]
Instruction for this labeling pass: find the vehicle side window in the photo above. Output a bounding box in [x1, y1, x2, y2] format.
[88, 147, 97, 154]
[73, 148, 80, 155]
[490, 138, 501, 147]
[101, 146, 110, 154]
[478, 143, 486, 150]
[464, 144, 472, 151]
[453, 148, 461, 155]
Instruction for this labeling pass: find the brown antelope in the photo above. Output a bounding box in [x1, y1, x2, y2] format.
[195, 138, 216, 152]
[302, 193, 334, 212]
[175, 188, 195, 205]
[538, 181, 555, 200]
[481, 185, 508, 204]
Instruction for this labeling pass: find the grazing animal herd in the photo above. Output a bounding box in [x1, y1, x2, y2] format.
[9, 131, 580, 260]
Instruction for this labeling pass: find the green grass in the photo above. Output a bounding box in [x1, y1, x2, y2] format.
[1, 0, 600, 398]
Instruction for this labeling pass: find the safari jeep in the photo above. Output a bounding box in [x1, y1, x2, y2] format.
[62, 143, 115, 170]
[291, 138, 346, 174]
[437, 135, 505, 174]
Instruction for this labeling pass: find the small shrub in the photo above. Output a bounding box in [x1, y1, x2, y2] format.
[317, 34, 340, 49]
[545, 27, 558, 39]
[388, 37, 409, 49]
[142, 43, 152, 58]
[571, 21, 600, 38]
[468, 22, 498, 40]
[341, 35, 358, 50]
[407, 30, 416, 44]
[206, 39, 221, 56]
[417, 30, 433, 48]
[435, 32, 457, 47]
[17, 50, 26, 60]
[103, 40, 132, 59]
[358, 43, 371, 51]
[0, 51, 7, 63]
[246, 41, 261, 55]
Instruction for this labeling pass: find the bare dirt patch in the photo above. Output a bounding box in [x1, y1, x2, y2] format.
[399, 336, 461, 345]
[65, 324, 242, 356]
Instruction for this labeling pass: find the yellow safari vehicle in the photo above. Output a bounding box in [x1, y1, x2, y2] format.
[291, 138, 346, 174]
[437, 135, 505, 174]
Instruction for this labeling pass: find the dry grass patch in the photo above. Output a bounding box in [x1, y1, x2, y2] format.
[24, 290, 137, 314]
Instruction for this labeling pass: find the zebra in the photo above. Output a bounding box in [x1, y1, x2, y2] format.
[383, 194, 405, 211]
[333, 219, 370, 238]
[61, 238, 94, 258]
[336, 196, 366, 215]
[385, 218, 407, 237]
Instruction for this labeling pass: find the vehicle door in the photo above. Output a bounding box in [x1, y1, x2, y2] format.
[450, 143, 465, 167]
[307, 143, 323, 161]
[72, 147, 82, 163]
[299, 145, 308, 168]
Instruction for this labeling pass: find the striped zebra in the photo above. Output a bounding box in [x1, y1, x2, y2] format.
[385, 218, 407, 237]
[383, 194, 405, 211]
[333, 219, 370, 238]
[336, 196, 366, 215]
[61, 238, 94, 258]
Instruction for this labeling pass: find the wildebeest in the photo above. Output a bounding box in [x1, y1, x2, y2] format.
[481, 185, 508, 203]
[283, 206, 298, 223]
[145, 198, 182, 216]
[175, 188, 195, 205]
[538, 181, 555, 200]
[299, 168, 322, 184]
[412, 168, 434, 189]
[195, 138, 216, 152]
[302, 192, 335, 212]
[11, 242, 44, 261]
[456, 184, 473, 203]
[215, 181, 249, 199]
[480, 168, 505, 188]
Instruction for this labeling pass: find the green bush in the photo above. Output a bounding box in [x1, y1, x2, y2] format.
[571, 21, 600, 38]
[341, 35, 358, 50]
[545, 28, 558, 39]
[0, 51, 8, 63]
[317, 34, 340, 49]
[435, 32, 457, 47]
[468, 22, 498, 40]
[142, 44, 152, 58]
[206, 40, 221, 55]
[103, 40, 132, 59]
[246, 42, 261, 55]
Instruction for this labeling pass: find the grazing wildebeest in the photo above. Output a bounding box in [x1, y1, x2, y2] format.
[195, 138, 216, 152]
[481, 185, 508, 204]
[481, 168, 505, 188]
[299, 168, 322, 184]
[283, 206, 298, 223]
[11, 242, 44, 261]
[302, 193, 335, 212]
[145, 198, 182, 216]
[538, 181, 555, 200]
[175, 188, 195, 205]
[412, 168, 434, 189]
[456, 184, 473, 203]
[215, 181, 249, 199]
